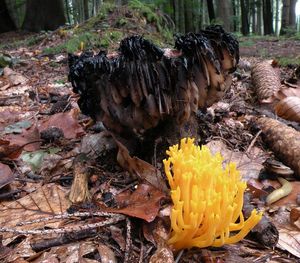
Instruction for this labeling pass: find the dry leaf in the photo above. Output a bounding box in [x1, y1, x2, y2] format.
[149, 242, 174, 263]
[113, 183, 166, 222]
[4, 125, 41, 152]
[290, 208, 300, 230]
[277, 228, 300, 258]
[0, 184, 70, 239]
[0, 139, 24, 160]
[39, 109, 84, 139]
[0, 163, 14, 189]
[3, 67, 28, 86]
[206, 140, 268, 181]
[97, 243, 117, 263]
[275, 96, 300, 123]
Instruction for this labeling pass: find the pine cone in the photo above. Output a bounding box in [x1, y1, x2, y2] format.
[256, 117, 300, 177]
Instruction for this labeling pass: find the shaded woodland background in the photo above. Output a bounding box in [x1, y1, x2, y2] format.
[1, 0, 299, 36]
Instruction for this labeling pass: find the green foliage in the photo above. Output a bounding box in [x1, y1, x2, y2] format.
[277, 57, 300, 66]
[43, 32, 101, 54]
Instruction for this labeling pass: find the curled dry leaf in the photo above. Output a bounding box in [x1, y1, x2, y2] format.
[113, 135, 168, 193]
[113, 183, 166, 222]
[275, 96, 300, 123]
[0, 163, 14, 189]
[39, 109, 84, 139]
[251, 61, 281, 101]
[256, 117, 300, 177]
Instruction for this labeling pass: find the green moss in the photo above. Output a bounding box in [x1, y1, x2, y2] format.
[277, 57, 300, 66]
[43, 32, 101, 54]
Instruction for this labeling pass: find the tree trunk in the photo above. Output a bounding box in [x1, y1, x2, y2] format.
[206, 0, 215, 23]
[251, 0, 256, 33]
[179, 0, 185, 33]
[22, 0, 66, 32]
[256, 0, 262, 34]
[83, 0, 89, 20]
[262, 0, 273, 35]
[274, 0, 279, 35]
[185, 0, 194, 32]
[289, 0, 297, 28]
[0, 0, 16, 33]
[240, 0, 249, 35]
[174, 0, 180, 32]
[216, 0, 233, 31]
[65, 0, 71, 24]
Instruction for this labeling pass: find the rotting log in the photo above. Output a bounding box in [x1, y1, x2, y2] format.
[251, 61, 281, 101]
[256, 117, 300, 177]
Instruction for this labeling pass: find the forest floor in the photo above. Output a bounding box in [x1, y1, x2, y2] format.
[1, 4, 300, 263]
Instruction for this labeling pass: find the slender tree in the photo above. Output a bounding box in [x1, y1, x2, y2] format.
[240, 0, 250, 35]
[22, 0, 66, 32]
[206, 0, 215, 23]
[262, 0, 273, 35]
[216, 0, 233, 31]
[0, 0, 16, 33]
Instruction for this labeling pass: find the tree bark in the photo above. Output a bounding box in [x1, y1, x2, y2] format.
[22, 0, 66, 32]
[83, 0, 89, 20]
[185, 0, 194, 32]
[240, 0, 249, 35]
[280, 0, 290, 35]
[65, 0, 71, 24]
[0, 0, 16, 33]
[262, 0, 273, 35]
[179, 0, 185, 33]
[216, 0, 233, 31]
[274, 0, 279, 35]
[206, 0, 215, 23]
[256, 0, 262, 34]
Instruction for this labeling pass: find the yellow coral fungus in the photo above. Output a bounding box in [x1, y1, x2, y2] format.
[163, 138, 262, 250]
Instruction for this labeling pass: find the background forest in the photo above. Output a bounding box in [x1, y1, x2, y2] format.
[1, 0, 300, 36]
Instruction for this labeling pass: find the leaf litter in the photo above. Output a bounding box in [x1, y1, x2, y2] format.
[0, 18, 300, 263]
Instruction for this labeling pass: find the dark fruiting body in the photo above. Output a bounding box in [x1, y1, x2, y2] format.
[68, 25, 239, 137]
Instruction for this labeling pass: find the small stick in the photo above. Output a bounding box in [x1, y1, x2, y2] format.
[246, 130, 262, 155]
[17, 211, 123, 226]
[124, 217, 132, 263]
[0, 214, 125, 235]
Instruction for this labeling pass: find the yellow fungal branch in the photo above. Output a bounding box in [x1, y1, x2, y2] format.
[163, 138, 262, 250]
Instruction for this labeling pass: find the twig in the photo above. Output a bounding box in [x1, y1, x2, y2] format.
[175, 249, 184, 263]
[124, 217, 132, 263]
[0, 214, 125, 235]
[17, 211, 123, 226]
[246, 130, 262, 154]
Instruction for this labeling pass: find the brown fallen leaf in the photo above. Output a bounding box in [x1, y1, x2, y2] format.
[206, 140, 268, 181]
[0, 139, 24, 160]
[0, 184, 70, 239]
[277, 228, 300, 258]
[97, 243, 117, 263]
[0, 163, 14, 189]
[39, 109, 85, 139]
[4, 125, 41, 152]
[113, 183, 166, 222]
[290, 207, 300, 230]
[113, 135, 168, 193]
[3, 67, 28, 86]
[275, 96, 300, 123]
